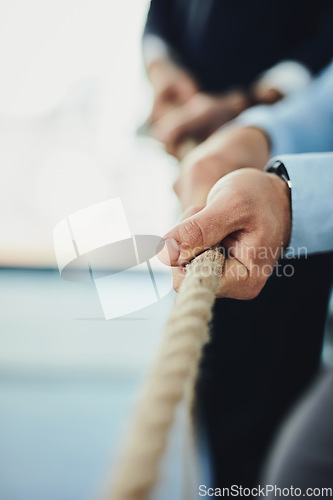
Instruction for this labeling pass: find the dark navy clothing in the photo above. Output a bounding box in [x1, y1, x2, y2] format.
[145, 0, 333, 91]
[197, 254, 333, 488]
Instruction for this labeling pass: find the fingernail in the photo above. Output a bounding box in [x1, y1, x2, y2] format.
[157, 237, 180, 265]
[165, 237, 180, 261]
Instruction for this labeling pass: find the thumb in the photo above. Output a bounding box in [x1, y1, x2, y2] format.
[150, 94, 174, 124]
[154, 98, 203, 156]
[153, 106, 190, 144]
[158, 200, 239, 266]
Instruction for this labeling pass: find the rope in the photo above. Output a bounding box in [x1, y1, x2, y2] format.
[104, 247, 224, 500]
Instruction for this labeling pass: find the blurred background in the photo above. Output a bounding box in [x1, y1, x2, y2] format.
[2, 2, 333, 499]
[0, 1, 181, 499]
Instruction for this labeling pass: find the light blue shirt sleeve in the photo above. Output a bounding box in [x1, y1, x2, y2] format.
[235, 62, 333, 256]
[270, 153, 333, 256]
[237, 62, 333, 157]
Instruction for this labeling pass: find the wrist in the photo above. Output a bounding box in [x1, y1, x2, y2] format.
[222, 126, 271, 170]
[267, 172, 292, 249]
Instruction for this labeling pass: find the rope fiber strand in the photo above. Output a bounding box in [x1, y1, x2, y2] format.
[104, 247, 224, 500]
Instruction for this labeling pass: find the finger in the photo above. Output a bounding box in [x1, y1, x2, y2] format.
[216, 256, 268, 300]
[153, 100, 202, 156]
[172, 254, 265, 300]
[150, 96, 175, 124]
[174, 138, 197, 161]
[158, 197, 242, 267]
[153, 107, 188, 145]
[164, 111, 203, 155]
[180, 184, 211, 211]
[157, 205, 205, 268]
[175, 165, 213, 210]
[172, 254, 252, 299]
[171, 265, 186, 293]
[217, 257, 249, 298]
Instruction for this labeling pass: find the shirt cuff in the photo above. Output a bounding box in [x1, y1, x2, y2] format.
[271, 153, 333, 257]
[255, 60, 312, 96]
[142, 34, 171, 68]
[236, 105, 297, 157]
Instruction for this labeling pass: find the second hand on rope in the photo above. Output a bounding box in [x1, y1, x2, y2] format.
[105, 246, 225, 500]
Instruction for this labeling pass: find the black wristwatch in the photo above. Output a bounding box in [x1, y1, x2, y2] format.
[266, 160, 292, 190]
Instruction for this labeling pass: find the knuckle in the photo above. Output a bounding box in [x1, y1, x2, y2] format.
[182, 157, 212, 186]
[190, 158, 206, 179]
[191, 156, 214, 175]
[229, 189, 248, 208]
[228, 189, 254, 220]
[179, 217, 204, 248]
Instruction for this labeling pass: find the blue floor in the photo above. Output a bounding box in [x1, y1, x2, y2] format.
[0, 269, 176, 500]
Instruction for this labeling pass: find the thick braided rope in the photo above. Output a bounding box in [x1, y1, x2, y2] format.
[106, 247, 224, 500]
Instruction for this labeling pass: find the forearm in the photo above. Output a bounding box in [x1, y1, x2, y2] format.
[237, 62, 333, 156]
